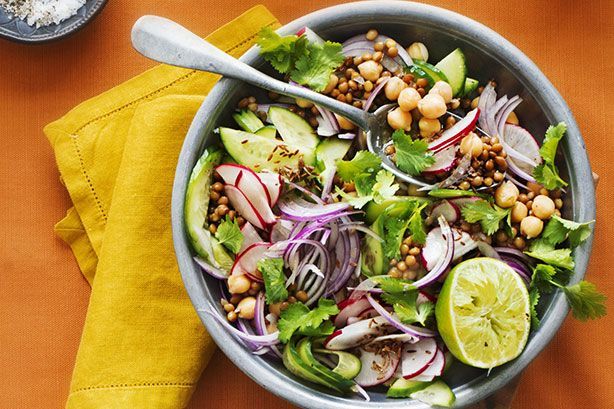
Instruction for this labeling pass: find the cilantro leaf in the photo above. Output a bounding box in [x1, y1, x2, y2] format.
[277, 299, 339, 343]
[563, 281, 607, 321]
[373, 276, 415, 293]
[257, 258, 288, 304]
[354, 172, 377, 196]
[460, 199, 510, 235]
[529, 287, 541, 328]
[336, 151, 381, 181]
[391, 130, 435, 176]
[407, 202, 428, 245]
[257, 27, 306, 73]
[543, 215, 594, 248]
[215, 216, 244, 254]
[292, 41, 345, 91]
[298, 320, 336, 337]
[383, 217, 410, 260]
[335, 187, 373, 209]
[530, 264, 558, 293]
[382, 291, 434, 326]
[532, 122, 568, 189]
[372, 170, 399, 204]
[525, 239, 575, 271]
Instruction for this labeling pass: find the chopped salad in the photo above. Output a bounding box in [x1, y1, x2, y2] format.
[185, 26, 606, 406]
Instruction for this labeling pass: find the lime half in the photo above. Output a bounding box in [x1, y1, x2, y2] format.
[436, 257, 531, 369]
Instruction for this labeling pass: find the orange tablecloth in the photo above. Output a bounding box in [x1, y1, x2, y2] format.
[0, 1, 612, 408]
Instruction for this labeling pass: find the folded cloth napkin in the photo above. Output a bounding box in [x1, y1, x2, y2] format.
[44, 6, 280, 408]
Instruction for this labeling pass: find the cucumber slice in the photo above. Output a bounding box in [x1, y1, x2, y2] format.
[255, 125, 277, 139]
[184, 148, 233, 270]
[365, 196, 432, 224]
[233, 109, 264, 133]
[314, 349, 362, 380]
[435, 48, 467, 96]
[413, 60, 449, 84]
[428, 188, 487, 199]
[462, 77, 479, 97]
[315, 137, 352, 189]
[296, 338, 355, 392]
[410, 380, 456, 407]
[268, 106, 319, 165]
[407, 64, 435, 87]
[361, 216, 385, 276]
[219, 127, 301, 172]
[387, 378, 430, 398]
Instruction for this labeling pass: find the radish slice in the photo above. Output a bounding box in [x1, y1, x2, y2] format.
[234, 172, 276, 227]
[502, 124, 541, 173]
[421, 226, 477, 271]
[296, 27, 324, 44]
[354, 346, 401, 387]
[402, 338, 438, 379]
[224, 185, 268, 230]
[417, 290, 437, 305]
[334, 297, 372, 327]
[257, 171, 283, 206]
[415, 347, 445, 378]
[430, 200, 460, 223]
[428, 108, 480, 153]
[324, 316, 391, 350]
[422, 146, 458, 175]
[369, 333, 419, 344]
[239, 222, 263, 253]
[230, 242, 271, 281]
[215, 163, 246, 185]
[269, 219, 294, 243]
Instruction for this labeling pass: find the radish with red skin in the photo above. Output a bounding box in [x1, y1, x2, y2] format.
[422, 146, 458, 176]
[230, 242, 271, 281]
[417, 290, 437, 304]
[354, 346, 401, 387]
[334, 297, 372, 327]
[224, 185, 268, 230]
[239, 222, 263, 252]
[324, 316, 392, 350]
[407, 348, 446, 381]
[428, 108, 480, 153]
[257, 171, 283, 206]
[421, 226, 477, 270]
[401, 338, 438, 379]
[430, 200, 460, 223]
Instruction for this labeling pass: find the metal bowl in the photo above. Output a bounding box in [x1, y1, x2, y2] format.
[0, 0, 107, 43]
[171, 1, 596, 407]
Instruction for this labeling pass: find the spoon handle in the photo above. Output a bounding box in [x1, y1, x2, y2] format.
[131, 15, 369, 129]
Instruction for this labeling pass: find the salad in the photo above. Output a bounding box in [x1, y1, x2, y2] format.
[185, 26, 606, 407]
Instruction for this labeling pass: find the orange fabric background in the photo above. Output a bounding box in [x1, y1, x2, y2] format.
[0, 1, 612, 408]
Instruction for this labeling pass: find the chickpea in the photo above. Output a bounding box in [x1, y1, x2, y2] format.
[366, 29, 379, 41]
[387, 107, 413, 131]
[227, 274, 251, 294]
[532, 195, 556, 219]
[429, 81, 453, 103]
[384, 77, 408, 101]
[335, 114, 356, 131]
[494, 181, 519, 208]
[237, 296, 257, 320]
[296, 98, 313, 109]
[323, 74, 339, 94]
[407, 42, 428, 61]
[511, 201, 528, 223]
[398, 87, 422, 112]
[520, 216, 544, 239]
[418, 117, 441, 138]
[358, 60, 383, 82]
[459, 132, 483, 158]
[507, 111, 519, 125]
[418, 93, 447, 119]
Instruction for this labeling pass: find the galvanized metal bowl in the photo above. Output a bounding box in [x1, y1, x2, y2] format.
[171, 1, 595, 407]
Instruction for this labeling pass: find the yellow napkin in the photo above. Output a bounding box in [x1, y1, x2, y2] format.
[45, 6, 280, 408]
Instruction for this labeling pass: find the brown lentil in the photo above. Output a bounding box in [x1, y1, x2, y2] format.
[513, 237, 526, 249]
[208, 225, 217, 234]
[554, 198, 563, 209]
[416, 78, 429, 88]
[401, 244, 410, 256]
[296, 290, 309, 303]
[409, 247, 421, 256]
[212, 182, 224, 192]
[227, 311, 238, 322]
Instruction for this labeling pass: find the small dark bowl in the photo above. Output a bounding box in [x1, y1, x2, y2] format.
[0, 0, 107, 43]
[171, 1, 596, 408]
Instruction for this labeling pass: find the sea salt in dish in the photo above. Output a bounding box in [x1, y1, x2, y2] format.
[0, 0, 85, 27]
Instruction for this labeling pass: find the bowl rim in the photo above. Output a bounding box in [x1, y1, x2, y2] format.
[0, 0, 107, 44]
[171, 1, 596, 407]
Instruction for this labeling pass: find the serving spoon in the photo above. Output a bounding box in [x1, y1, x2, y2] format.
[131, 15, 429, 187]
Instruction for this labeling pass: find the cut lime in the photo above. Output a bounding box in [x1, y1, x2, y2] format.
[436, 257, 531, 369]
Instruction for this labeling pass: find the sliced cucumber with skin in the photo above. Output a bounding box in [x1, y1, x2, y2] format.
[361, 215, 385, 276]
[314, 349, 362, 380]
[413, 60, 449, 84]
[407, 64, 435, 87]
[435, 48, 467, 96]
[233, 109, 264, 133]
[295, 338, 355, 393]
[428, 188, 487, 199]
[268, 106, 319, 165]
[365, 196, 432, 224]
[184, 148, 233, 270]
[387, 378, 430, 398]
[461, 77, 479, 97]
[315, 137, 352, 189]
[255, 125, 277, 139]
[410, 380, 456, 407]
[219, 127, 301, 172]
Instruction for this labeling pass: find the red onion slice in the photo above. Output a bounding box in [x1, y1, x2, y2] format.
[194, 256, 228, 279]
[366, 294, 437, 338]
[207, 311, 280, 346]
[412, 216, 454, 289]
[278, 196, 350, 221]
[363, 77, 389, 112]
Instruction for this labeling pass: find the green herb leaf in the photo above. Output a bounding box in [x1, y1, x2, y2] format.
[298, 320, 336, 337]
[391, 130, 435, 176]
[257, 258, 288, 304]
[336, 151, 381, 182]
[372, 170, 400, 204]
[383, 217, 410, 260]
[543, 215, 594, 248]
[277, 299, 339, 343]
[292, 41, 345, 91]
[460, 199, 510, 235]
[529, 287, 541, 328]
[530, 263, 558, 293]
[382, 291, 434, 326]
[532, 122, 568, 189]
[257, 27, 306, 73]
[407, 202, 428, 245]
[525, 239, 575, 271]
[372, 276, 415, 293]
[215, 216, 244, 254]
[335, 187, 373, 209]
[563, 281, 607, 321]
